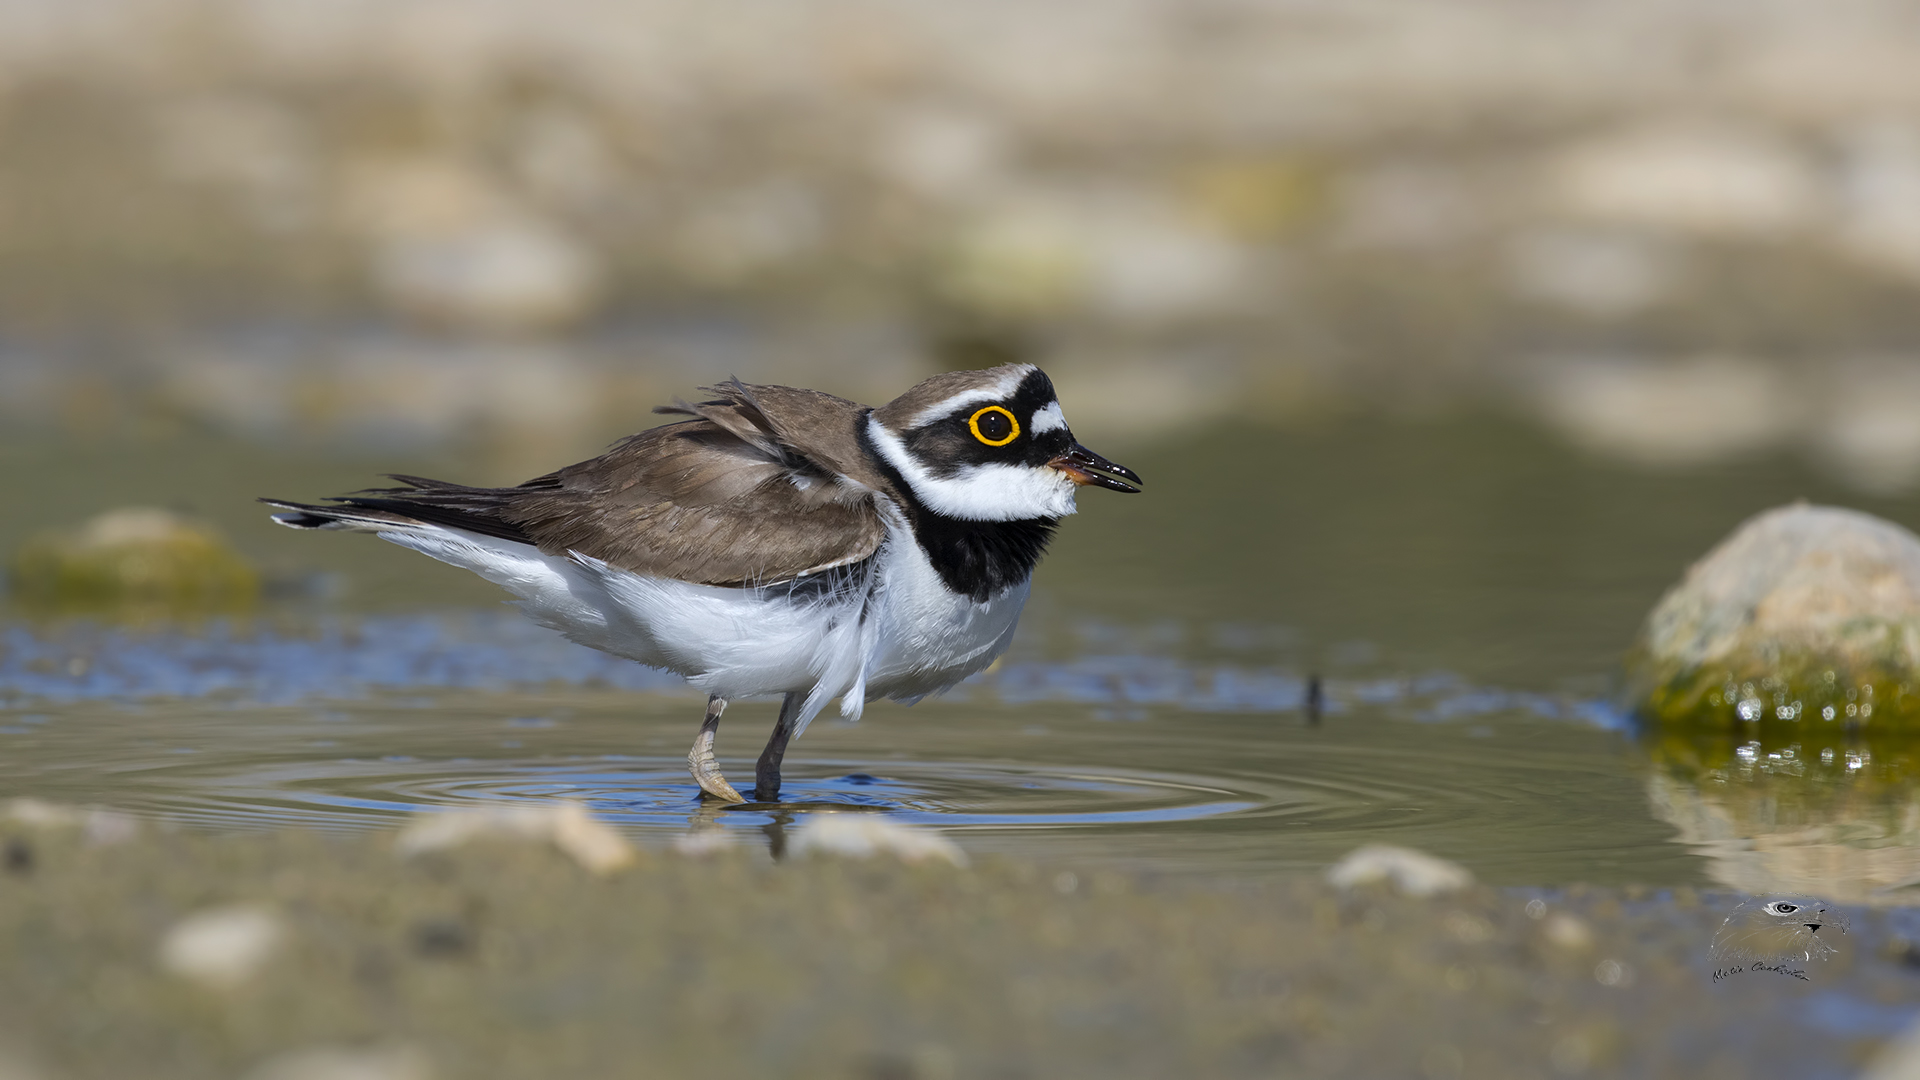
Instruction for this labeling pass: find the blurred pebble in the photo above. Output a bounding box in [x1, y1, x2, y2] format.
[671, 830, 735, 857]
[1547, 122, 1821, 238]
[395, 803, 635, 875]
[3, 798, 139, 846]
[1833, 121, 1920, 283]
[1810, 356, 1920, 494]
[7, 509, 259, 612]
[1337, 161, 1487, 250]
[1326, 845, 1473, 897]
[4, 799, 78, 829]
[241, 1044, 431, 1080]
[1529, 355, 1792, 467]
[373, 219, 600, 331]
[791, 815, 967, 867]
[872, 106, 1008, 201]
[936, 205, 1089, 320]
[1505, 228, 1683, 317]
[158, 905, 285, 990]
[1542, 914, 1595, 952]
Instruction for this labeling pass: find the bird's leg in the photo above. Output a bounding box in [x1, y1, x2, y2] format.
[687, 695, 745, 803]
[754, 691, 803, 803]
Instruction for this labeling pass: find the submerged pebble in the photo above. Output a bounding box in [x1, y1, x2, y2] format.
[1326, 844, 1474, 897]
[790, 814, 968, 867]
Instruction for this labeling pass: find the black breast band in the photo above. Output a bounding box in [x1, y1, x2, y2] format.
[856, 414, 1057, 602]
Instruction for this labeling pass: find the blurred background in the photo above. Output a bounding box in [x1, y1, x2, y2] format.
[2, 0, 1920, 485]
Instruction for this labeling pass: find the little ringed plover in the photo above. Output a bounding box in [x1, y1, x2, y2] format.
[263, 363, 1141, 803]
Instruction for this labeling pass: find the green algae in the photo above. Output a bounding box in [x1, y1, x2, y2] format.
[7, 508, 258, 614]
[1628, 647, 1920, 734]
[1626, 625, 1920, 736]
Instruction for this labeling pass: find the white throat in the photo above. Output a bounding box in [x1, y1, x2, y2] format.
[864, 416, 1079, 522]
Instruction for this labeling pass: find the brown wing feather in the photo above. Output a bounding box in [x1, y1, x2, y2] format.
[654, 378, 894, 492]
[289, 381, 893, 587]
[503, 416, 886, 586]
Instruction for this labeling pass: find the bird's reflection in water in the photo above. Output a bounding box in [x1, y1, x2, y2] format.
[761, 810, 793, 859]
[684, 795, 894, 860]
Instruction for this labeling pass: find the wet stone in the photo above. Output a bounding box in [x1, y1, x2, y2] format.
[6, 507, 259, 614]
[1626, 503, 1920, 731]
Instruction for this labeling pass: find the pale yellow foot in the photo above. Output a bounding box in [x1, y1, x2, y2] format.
[687, 697, 745, 803]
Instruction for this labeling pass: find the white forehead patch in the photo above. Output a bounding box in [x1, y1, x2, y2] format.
[907, 365, 1035, 429]
[866, 416, 1078, 521]
[1029, 401, 1068, 435]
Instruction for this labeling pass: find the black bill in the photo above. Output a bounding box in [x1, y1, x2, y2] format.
[1048, 444, 1143, 493]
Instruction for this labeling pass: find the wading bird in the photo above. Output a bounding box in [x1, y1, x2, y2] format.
[265, 364, 1141, 803]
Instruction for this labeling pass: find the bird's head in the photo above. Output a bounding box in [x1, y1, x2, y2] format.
[866, 363, 1142, 521]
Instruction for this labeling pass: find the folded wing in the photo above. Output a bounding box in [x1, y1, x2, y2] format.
[267, 380, 888, 587]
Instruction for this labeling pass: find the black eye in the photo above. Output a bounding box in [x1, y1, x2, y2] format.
[1768, 902, 1798, 914]
[968, 405, 1019, 446]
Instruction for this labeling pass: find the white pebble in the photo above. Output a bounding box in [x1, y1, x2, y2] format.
[158, 905, 284, 990]
[1543, 913, 1595, 952]
[791, 814, 967, 867]
[395, 802, 634, 875]
[671, 831, 734, 857]
[3, 798, 139, 845]
[1326, 845, 1474, 897]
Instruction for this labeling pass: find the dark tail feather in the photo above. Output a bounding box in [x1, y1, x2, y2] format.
[260, 498, 416, 532]
[260, 484, 538, 547]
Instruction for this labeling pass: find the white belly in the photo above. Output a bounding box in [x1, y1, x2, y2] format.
[378, 515, 1028, 738]
[860, 518, 1030, 703]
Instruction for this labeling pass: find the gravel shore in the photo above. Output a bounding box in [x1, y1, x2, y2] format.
[4, 813, 1918, 1079]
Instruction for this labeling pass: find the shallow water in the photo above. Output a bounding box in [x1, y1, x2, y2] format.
[5, 416, 1919, 891]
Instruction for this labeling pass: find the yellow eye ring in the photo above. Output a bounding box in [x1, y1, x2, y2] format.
[967, 405, 1021, 446]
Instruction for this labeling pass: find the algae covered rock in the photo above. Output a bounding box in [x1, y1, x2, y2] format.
[7, 507, 259, 612]
[1627, 502, 1920, 731]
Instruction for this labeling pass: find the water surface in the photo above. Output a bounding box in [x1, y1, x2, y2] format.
[5, 416, 1916, 889]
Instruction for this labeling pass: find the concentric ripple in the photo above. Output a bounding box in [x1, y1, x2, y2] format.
[0, 683, 1683, 879]
[145, 756, 1267, 836]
